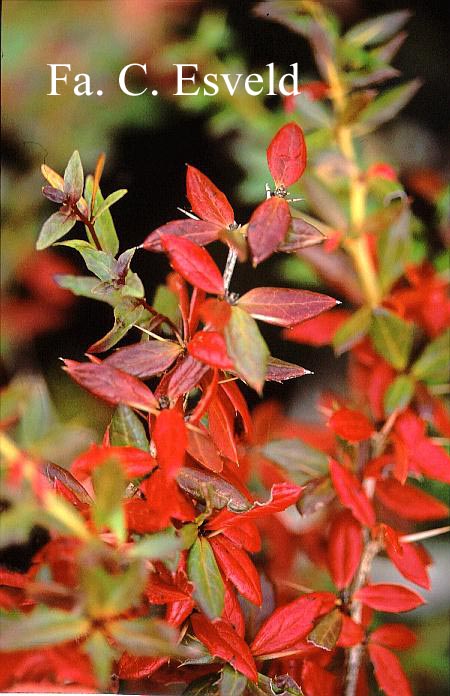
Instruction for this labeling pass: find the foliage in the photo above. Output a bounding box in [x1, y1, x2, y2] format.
[1, 3, 449, 695]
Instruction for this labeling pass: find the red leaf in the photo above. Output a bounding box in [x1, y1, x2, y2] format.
[247, 197, 291, 266]
[223, 582, 245, 637]
[368, 643, 413, 696]
[219, 381, 253, 441]
[239, 286, 338, 327]
[207, 482, 304, 531]
[208, 392, 239, 464]
[188, 369, 219, 426]
[376, 478, 449, 521]
[209, 535, 262, 606]
[283, 310, 351, 346]
[337, 615, 365, 647]
[385, 532, 430, 589]
[370, 624, 417, 650]
[329, 459, 376, 527]
[199, 298, 231, 330]
[186, 427, 223, 473]
[104, 340, 182, 378]
[329, 408, 374, 442]
[267, 122, 307, 187]
[188, 331, 234, 370]
[354, 584, 425, 612]
[301, 659, 338, 696]
[62, 359, 158, 411]
[395, 410, 450, 483]
[191, 613, 257, 681]
[265, 357, 310, 382]
[186, 165, 234, 227]
[221, 521, 261, 553]
[142, 219, 220, 251]
[161, 236, 224, 294]
[71, 444, 155, 481]
[153, 409, 187, 479]
[328, 510, 363, 589]
[166, 355, 209, 400]
[250, 593, 324, 656]
[145, 576, 190, 604]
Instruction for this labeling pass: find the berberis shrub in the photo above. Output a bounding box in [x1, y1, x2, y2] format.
[1, 4, 449, 696]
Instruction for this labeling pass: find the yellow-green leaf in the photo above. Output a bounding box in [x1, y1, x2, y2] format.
[188, 537, 224, 620]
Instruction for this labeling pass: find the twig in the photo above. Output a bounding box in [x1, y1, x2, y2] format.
[344, 539, 381, 696]
[223, 248, 238, 294]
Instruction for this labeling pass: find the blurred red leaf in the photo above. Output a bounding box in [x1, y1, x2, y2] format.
[283, 310, 351, 345]
[336, 615, 365, 647]
[239, 287, 338, 328]
[71, 444, 155, 481]
[186, 165, 234, 227]
[199, 298, 231, 330]
[368, 643, 412, 696]
[267, 122, 307, 187]
[329, 460, 376, 527]
[186, 427, 223, 473]
[385, 532, 430, 589]
[248, 197, 291, 265]
[354, 584, 425, 612]
[328, 510, 363, 589]
[370, 624, 417, 650]
[376, 478, 449, 521]
[161, 236, 224, 295]
[62, 360, 158, 411]
[329, 408, 374, 442]
[300, 659, 338, 696]
[153, 409, 186, 479]
[209, 535, 262, 606]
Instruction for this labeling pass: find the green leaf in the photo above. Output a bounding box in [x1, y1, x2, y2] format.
[370, 308, 414, 370]
[188, 537, 225, 620]
[81, 559, 146, 618]
[59, 239, 116, 281]
[357, 79, 422, 133]
[344, 10, 411, 46]
[153, 284, 180, 326]
[0, 607, 89, 650]
[219, 666, 247, 696]
[83, 630, 117, 689]
[64, 150, 84, 202]
[378, 205, 411, 293]
[129, 526, 189, 560]
[84, 175, 120, 255]
[92, 458, 127, 542]
[263, 439, 328, 484]
[182, 674, 220, 695]
[307, 608, 342, 651]
[411, 329, 450, 385]
[110, 404, 149, 451]
[333, 306, 372, 355]
[87, 319, 134, 354]
[0, 504, 39, 547]
[384, 374, 415, 415]
[16, 375, 57, 447]
[224, 306, 270, 394]
[54, 274, 113, 302]
[36, 210, 77, 250]
[94, 189, 127, 220]
[108, 617, 186, 657]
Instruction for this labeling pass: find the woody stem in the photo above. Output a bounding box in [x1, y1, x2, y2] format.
[344, 539, 381, 696]
[223, 248, 238, 294]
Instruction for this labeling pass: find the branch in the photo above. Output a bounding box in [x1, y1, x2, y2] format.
[344, 539, 381, 696]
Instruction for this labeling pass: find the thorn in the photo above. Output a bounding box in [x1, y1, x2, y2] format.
[335, 299, 342, 305]
[303, 369, 314, 375]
